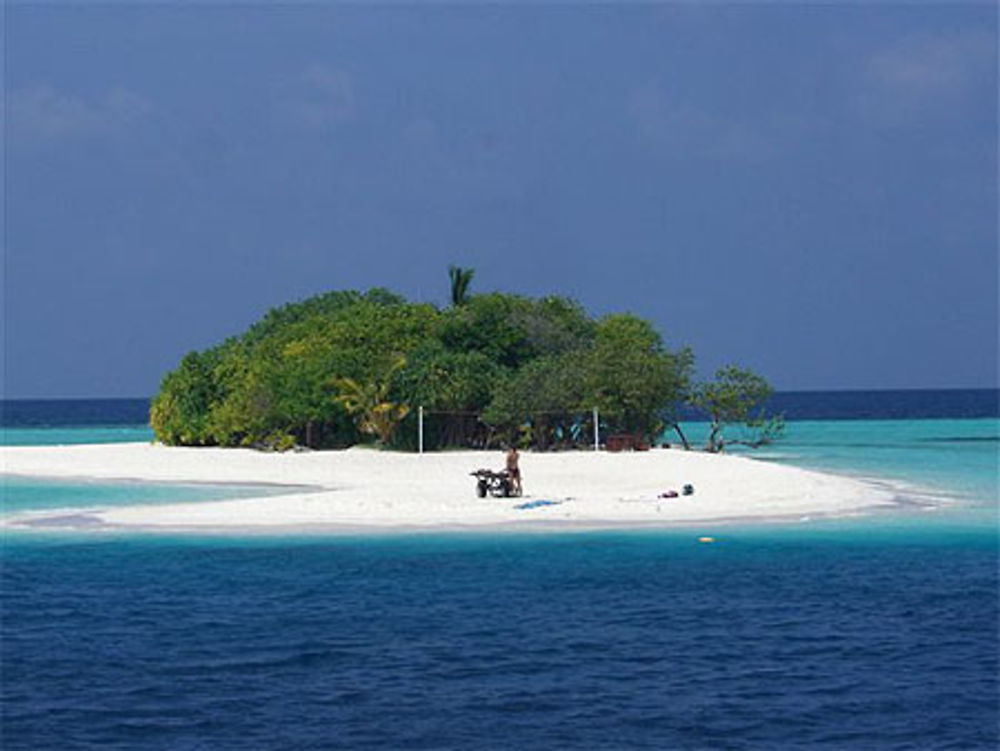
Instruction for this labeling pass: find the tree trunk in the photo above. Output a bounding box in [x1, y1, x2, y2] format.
[535, 417, 548, 451]
[671, 422, 691, 450]
[707, 421, 723, 453]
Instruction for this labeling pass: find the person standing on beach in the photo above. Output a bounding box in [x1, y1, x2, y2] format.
[506, 446, 522, 496]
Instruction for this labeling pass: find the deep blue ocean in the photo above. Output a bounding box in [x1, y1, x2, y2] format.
[2, 392, 998, 749]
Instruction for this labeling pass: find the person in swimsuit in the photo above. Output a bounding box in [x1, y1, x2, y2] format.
[505, 446, 522, 496]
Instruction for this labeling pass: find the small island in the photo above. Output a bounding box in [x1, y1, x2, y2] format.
[150, 268, 782, 455]
[2, 270, 903, 534]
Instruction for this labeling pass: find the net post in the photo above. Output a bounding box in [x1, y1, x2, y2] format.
[593, 407, 599, 451]
[418, 405, 424, 455]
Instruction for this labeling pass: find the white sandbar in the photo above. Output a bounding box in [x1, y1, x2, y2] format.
[1, 442, 898, 533]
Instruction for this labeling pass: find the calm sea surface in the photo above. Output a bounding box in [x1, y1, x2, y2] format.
[2, 392, 997, 749]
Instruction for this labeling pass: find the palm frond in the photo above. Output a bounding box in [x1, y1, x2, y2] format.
[448, 265, 475, 307]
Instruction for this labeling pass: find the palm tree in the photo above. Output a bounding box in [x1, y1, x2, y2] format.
[331, 356, 410, 446]
[448, 265, 475, 307]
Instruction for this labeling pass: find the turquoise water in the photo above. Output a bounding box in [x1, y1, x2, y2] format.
[1, 426, 297, 520]
[765, 419, 998, 533]
[1, 475, 294, 516]
[672, 418, 998, 532]
[1, 425, 153, 446]
[756, 418, 998, 499]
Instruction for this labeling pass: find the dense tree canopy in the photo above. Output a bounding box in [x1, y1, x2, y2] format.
[150, 283, 777, 451]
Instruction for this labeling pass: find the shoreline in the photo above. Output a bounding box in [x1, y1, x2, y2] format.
[0, 442, 906, 534]
[2, 471, 324, 492]
[10, 502, 905, 537]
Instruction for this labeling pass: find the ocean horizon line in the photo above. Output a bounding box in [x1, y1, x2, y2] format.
[3, 386, 998, 403]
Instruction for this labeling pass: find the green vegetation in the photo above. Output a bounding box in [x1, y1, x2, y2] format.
[447, 265, 475, 307]
[332, 355, 410, 447]
[150, 274, 781, 451]
[693, 365, 785, 453]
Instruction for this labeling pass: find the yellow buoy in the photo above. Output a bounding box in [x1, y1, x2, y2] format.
[698, 536, 715, 543]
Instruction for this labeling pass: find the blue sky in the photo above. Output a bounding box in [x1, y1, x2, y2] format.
[4, 3, 997, 397]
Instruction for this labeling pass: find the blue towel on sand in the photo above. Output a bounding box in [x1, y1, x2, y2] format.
[514, 500, 562, 510]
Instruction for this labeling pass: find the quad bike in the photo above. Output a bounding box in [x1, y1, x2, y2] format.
[470, 469, 521, 498]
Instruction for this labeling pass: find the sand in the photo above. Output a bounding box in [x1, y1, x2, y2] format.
[0, 442, 901, 533]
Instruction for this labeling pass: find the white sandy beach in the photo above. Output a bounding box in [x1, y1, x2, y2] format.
[1, 443, 901, 533]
